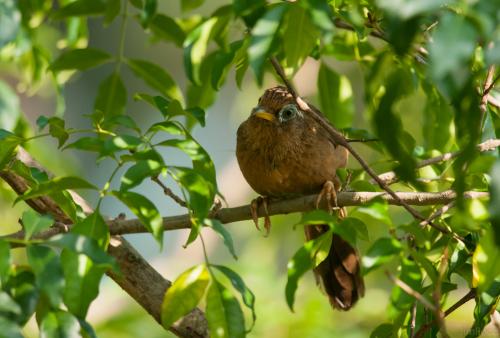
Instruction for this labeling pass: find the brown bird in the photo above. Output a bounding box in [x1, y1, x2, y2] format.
[236, 86, 364, 310]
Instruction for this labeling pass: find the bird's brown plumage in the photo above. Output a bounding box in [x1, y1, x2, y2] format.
[236, 86, 364, 310]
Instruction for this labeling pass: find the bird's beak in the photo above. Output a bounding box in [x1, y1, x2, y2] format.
[253, 108, 275, 122]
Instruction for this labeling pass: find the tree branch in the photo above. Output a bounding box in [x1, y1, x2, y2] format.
[0, 148, 208, 338]
[375, 138, 500, 186]
[3, 190, 488, 241]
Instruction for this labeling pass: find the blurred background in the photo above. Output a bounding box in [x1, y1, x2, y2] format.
[0, 1, 496, 337]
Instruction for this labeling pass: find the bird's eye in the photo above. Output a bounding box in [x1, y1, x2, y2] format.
[279, 104, 299, 122]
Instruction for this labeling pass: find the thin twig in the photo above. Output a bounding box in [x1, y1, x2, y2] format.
[414, 289, 476, 338]
[375, 138, 500, 186]
[410, 302, 418, 338]
[151, 175, 187, 207]
[386, 271, 438, 312]
[419, 201, 455, 228]
[345, 138, 379, 143]
[480, 65, 496, 135]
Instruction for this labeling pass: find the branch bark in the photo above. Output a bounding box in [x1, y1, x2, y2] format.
[0, 148, 208, 338]
[4, 190, 488, 240]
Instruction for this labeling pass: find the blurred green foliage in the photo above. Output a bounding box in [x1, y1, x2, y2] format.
[0, 0, 499, 337]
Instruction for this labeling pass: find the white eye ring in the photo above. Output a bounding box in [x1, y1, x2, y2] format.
[279, 104, 300, 122]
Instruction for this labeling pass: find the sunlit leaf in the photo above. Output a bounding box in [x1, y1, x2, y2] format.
[161, 265, 209, 328]
[248, 3, 288, 84]
[113, 191, 163, 246]
[53, 0, 106, 18]
[181, 0, 204, 12]
[206, 279, 245, 338]
[0, 1, 20, 48]
[184, 18, 217, 85]
[0, 80, 21, 132]
[150, 14, 185, 47]
[40, 311, 81, 337]
[120, 160, 164, 191]
[27, 246, 64, 307]
[0, 130, 22, 170]
[489, 159, 500, 246]
[50, 48, 111, 72]
[472, 228, 500, 293]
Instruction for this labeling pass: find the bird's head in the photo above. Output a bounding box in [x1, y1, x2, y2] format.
[250, 86, 304, 127]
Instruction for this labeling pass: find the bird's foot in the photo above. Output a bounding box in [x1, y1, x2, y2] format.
[250, 196, 271, 236]
[315, 180, 343, 216]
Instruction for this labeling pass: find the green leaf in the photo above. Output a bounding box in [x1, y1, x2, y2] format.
[0, 240, 10, 284]
[370, 323, 397, 338]
[211, 40, 244, 90]
[0, 130, 22, 170]
[104, 0, 121, 24]
[47, 234, 116, 269]
[149, 14, 185, 47]
[0, 317, 23, 338]
[206, 280, 245, 338]
[27, 246, 64, 307]
[0, 1, 20, 48]
[467, 280, 500, 338]
[0, 291, 21, 316]
[113, 191, 163, 246]
[212, 265, 256, 330]
[283, 5, 318, 71]
[140, 0, 157, 27]
[354, 200, 392, 226]
[489, 159, 500, 246]
[71, 210, 110, 248]
[21, 210, 53, 240]
[94, 72, 127, 118]
[285, 230, 332, 311]
[184, 18, 218, 85]
[0, 80, 21, 132]
[428, 13, 477, 97]
[17, 176, 97, 203]
[340, 217, 369, 242]
[362, 237, 402, 274]
[317, 62, 354, 129]
[120, 160, 164, 191]
[472, 228, 500, 293]
[53, 0, 106, 18]
[172, 167, 213, 221]
[206, 220, 237, 259]
[61, 250, 106, 318]
[50, 48, 112, 72]
[378, 0, 449, 20]
[40, 311, 81, 338]
[248, 3, 288, 84]
[373, 67, 417, 182]
[181, 0, 204, 12]
[161, 265, 209, 328]
[63, 137, 105, 153]
[38, 116, 68, 148]
[126, 59, 184, 104]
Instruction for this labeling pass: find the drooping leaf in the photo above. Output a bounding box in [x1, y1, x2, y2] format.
[0, 80, 21, 132]
[0, 1, 20, 48]
[248, 4, 288, 84]
[0, 317, 23, 338]
[206, 220, 237, 259]
[161, 265, 209, 328]
[181, 0, 204, 12]
[140, 0, 157, 28]
[362, 237, 403, 274]
[104, 0, 121, 24]
[283, 5, 318, 72]
[285, 230, 332, 311]
[183, 18, 218, 85]
[0, 130, 22, 170]
[206, 280, 245, 338]
[126, 59, 184, 104]
[489, 159, 500, 246]
[212, 265, 256, 331]
[50, 48, 111, 72]
[71, 210, 110, 248]
[94, 72, 127, 118]
[113, 191, 163, 246]
[317, 62, 354, 129]
[467, 280, 500, 338]
[149, 14, 185, 47]
[27, 246, 64, 308]
[390, 258, 423, 312]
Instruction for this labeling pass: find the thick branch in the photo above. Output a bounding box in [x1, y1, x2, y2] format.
[4, 190, 488, 240]
[0, 149, 207, 338]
